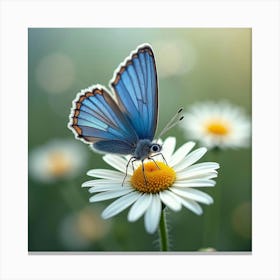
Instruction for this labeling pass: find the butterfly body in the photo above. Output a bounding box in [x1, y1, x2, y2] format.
[68, 44, 161, 163]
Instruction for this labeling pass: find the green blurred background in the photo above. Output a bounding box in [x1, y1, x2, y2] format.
[28, 28, 251, 252]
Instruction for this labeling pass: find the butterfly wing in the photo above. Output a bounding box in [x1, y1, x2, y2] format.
[68, 86, 138, 154]
[110, 44, 158, 141]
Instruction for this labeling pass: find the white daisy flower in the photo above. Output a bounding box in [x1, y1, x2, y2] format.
[82, 137, 219, 234]
[29, 139, 88, 183]
[180, 101, 251, 149]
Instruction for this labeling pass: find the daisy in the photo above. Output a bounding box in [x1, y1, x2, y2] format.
[82, 137, 219, 234]
[29, 139, 88, 183]
[180, 101, 251, 149]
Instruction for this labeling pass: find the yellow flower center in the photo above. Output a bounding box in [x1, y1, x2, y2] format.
[130, 161, 176, 193]
[46, 151, 72, 176]
[205, 120, 230, 136]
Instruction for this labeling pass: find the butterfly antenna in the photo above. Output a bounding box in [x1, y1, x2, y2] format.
[157, 108, 184, 140]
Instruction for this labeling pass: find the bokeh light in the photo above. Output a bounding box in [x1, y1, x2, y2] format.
[36, 53, 75, 94]
[154, 40, 197, 77]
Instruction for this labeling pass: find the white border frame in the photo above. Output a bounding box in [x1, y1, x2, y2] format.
[1, 0, 279, 279]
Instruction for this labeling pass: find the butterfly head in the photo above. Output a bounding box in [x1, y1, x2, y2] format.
[133, 139, 162, 161]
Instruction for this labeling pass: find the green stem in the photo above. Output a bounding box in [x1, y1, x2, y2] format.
[159, 209, 169, 251]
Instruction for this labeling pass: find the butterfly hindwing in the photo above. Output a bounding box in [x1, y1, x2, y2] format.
[68, 86, 138, 154]
[110, 45, 158, 141]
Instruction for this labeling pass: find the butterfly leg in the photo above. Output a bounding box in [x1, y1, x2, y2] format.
[122, 156, 136, 186]
[148, 157, 161, 169]
[159, 153, 168, 165]
[141, 159, 148, 186]
[150, 153, 168, 165]
[131, 159, 137, 171]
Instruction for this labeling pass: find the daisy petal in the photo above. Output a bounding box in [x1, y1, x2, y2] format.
[169, 142, 196, 167]
[179, 197, 203, 215]
[174, 148, 208, 171]
[159, 190, 182, 211]
[87, 169, 124, 179]
[88, 184, 132, 193]
[82, 179, 125, 187]
[89, 188, 133, 202]
[173, 179, 216, 188]
[170, 187, 214, 205]
[177, 171, 218, 181]
[144, 194, 162, 234]
[176, 162, 219, 174]
[161, 137, 176, 162]
[103, 154, 133, 175]
[128, 193, 153, 222]
[101, 192, 141, 219]
[156, 138, 163, 145]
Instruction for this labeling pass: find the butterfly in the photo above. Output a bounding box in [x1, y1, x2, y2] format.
[68, 44, 183, 182]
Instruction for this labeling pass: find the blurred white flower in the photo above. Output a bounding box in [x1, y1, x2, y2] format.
[154, 40, 197, 77]
[82, 137, 219, 234]
[36, 53, 75, 94]
[29, 139, 88, 183]
[59, 206, 110, 250]
[181, 101, 251, 149]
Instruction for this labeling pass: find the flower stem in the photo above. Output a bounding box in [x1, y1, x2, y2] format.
[159, 209, 169, 251]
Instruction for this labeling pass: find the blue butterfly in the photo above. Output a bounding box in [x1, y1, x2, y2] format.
[68, 44, 181, 180]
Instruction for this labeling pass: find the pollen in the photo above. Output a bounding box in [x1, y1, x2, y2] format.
[205, 120, 230, 136]
[130, 161, 176, 193]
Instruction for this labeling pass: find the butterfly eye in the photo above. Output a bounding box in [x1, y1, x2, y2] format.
[150, 144, 161, 153]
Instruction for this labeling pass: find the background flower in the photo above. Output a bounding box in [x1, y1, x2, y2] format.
[180, 101, 251, 149]
[29, 139, 88, 183]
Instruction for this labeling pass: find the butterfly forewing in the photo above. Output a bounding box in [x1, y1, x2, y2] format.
[111, 45, 158, 141]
